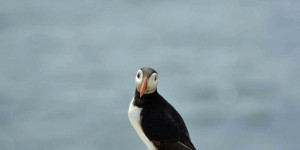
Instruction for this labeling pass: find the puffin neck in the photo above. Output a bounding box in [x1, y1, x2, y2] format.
[133, 89, 159, 108]
[135, 89, 158, 99]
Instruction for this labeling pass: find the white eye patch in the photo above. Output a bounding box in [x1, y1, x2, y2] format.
[135, 70, 143, 91]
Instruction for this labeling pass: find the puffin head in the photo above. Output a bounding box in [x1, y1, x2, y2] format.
[135, 67, 158, 98]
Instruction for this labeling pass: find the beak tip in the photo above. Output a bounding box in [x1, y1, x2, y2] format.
[140, 92, 144, 98]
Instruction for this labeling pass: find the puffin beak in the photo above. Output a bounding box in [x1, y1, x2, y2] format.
[140, 77, 148, 98]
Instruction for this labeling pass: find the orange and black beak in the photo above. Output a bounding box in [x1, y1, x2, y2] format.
[140, 77, 148, 98]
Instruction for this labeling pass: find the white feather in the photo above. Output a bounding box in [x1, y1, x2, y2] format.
[128, 98, 156, 150]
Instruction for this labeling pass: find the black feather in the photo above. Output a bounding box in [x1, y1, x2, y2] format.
[133, 89, 196, 150]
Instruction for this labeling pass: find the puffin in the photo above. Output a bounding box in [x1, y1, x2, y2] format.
[128, 67, 196, 150]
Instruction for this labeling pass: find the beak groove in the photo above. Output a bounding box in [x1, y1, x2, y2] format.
[140, 77, 148, 98]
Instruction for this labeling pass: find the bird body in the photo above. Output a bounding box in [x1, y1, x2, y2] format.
[128, 67, 196, 150]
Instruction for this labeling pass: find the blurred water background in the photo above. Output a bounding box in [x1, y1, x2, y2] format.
[0, 0, 300, 150]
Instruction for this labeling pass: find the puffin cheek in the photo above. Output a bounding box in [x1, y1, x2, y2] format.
[147, 86, 151, 92]
[137, 83, 141, 90]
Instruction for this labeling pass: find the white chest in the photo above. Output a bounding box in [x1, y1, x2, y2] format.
[128, 98, 156, 150]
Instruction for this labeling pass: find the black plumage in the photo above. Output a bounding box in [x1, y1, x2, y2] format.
[133, 89, 196, 150]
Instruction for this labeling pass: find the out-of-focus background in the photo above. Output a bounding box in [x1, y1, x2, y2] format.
[0, 0, 299, 150]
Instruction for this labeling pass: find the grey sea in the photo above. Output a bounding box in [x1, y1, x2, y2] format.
[0, 0, 299, 150]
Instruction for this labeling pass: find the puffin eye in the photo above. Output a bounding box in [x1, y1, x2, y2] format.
[137, 72, 141, 79]
[154, 75, 157, 81]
